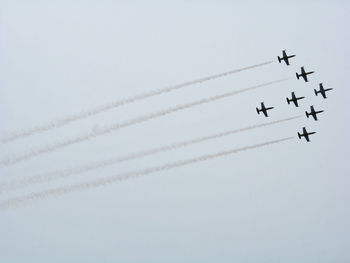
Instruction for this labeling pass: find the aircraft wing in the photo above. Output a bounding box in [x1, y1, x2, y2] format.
[302, 127, 310, 142]
[262, 110, 268, 117]
[291, 93, 297, 106]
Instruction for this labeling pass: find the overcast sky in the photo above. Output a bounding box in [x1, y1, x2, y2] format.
[1, 1, 349, 262]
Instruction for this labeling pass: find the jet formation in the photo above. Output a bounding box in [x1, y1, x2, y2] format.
[256, 50, 333, 142]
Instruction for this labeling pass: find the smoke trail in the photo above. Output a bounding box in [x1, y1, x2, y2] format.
[0, 137, 293, 209]
[0, 78, 288, 167]
[0, 116, 300, 193]
[1, 61, 273, 143]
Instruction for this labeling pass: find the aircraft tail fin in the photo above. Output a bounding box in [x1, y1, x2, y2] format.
[296, 73, 300, 79]
[314, 89, 318, 96]
[286, 98, 290, 104]
[277, 56, 281, 63]
[305, 111, 310, 118]
[297, 132, 301, 139]
[256, 108, 260, 114]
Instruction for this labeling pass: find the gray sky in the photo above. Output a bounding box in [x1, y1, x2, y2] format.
[0, 1, 349, 262]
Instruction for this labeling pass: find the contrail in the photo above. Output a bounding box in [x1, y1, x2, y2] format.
[0, 116, 301, 193]
[1, 61, 274, 143]
[0, 136, 293, 209]
[0, 78, 288, 166]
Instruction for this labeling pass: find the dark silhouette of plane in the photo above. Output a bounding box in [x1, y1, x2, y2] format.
[314, 83, 333, 99]
[256, 102, 274, 117]
[286, 92, 305, 107]
[277, 50, 295, 66]
[305, 105, 324, 121]
[296, 66, 314, 82]
[298, 127, 316, 142]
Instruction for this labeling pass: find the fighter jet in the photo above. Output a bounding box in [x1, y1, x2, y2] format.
[256, 102, 274, 117]
[277, 50, 296, 66]
[298, 127, 316, 142]
[305, 105, 324, 121]
[296, 66, 314, 82]
[314, 83, 333, 99]
[286, 92, 305, 107]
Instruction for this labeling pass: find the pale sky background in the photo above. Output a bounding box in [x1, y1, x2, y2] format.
[0, 0, 349, 262]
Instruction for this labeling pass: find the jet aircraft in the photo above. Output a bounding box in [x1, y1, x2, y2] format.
[314, 83, 333, 99]
[296, 66, 314, 82]
[277, 50, 296, 66]
[256, 102, 274, 117]
[286, 92, 305, 107]
[305, 105, 324, 121]
[298, 127, 316, 142]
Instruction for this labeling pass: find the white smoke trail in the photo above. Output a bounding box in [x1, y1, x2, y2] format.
[0, 137, 293, 209]
[0, 116, 300, 193]
[0, 78, 288, 167]
[1, 61, 274, 143]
